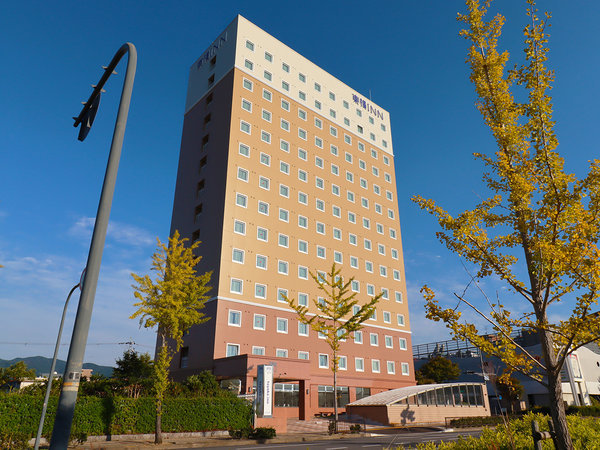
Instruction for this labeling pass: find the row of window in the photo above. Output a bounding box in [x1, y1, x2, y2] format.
[238, 102, 392, 174]
[240, 56, 389, 148]
[229, 270, 404, 306]
[236, 174, 396, 223]
[231, 246, 401, 282]
[227, 310, 406, 336]
[226, 341, 409, 375]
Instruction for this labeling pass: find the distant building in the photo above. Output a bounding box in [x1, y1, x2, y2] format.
[413, 331, 600, 411]
[166, 15, 414, 431]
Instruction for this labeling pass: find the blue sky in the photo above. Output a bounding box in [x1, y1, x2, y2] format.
[1, 1, 599, 366]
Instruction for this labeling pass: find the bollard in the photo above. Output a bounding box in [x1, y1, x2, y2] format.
[532, 420, 553, 449]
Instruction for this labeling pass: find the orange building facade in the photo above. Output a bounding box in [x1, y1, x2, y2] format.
[168, 15, 415, 426]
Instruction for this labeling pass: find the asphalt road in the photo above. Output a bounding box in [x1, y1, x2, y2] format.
[190, 429, 482, 449]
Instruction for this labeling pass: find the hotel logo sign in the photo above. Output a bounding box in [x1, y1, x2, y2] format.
[352, 94, 384, 120]
[196, 32, 228, 69]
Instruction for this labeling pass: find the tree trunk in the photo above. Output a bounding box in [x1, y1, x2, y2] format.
[155, 399, 162, 444]
[539, 324, 573, 449]
[333, 350, 338, 434]
[547, 369, 572, 450]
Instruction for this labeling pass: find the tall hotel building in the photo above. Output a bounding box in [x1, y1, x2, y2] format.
[169, 15, 415, 425]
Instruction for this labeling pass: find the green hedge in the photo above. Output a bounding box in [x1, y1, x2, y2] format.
[0, 395, 252, 438]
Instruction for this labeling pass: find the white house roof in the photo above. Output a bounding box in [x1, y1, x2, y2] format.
[348, 383, 484, 406]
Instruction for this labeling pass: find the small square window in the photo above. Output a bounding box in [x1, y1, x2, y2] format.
[230, 278, 243, 294]
[259, 176, 270, 190]
[367, 284, 375, 296]
[298, 322, 309, 336]
[334, 251, 343, 264]
[339, 356, 347, 370]
[278, 233, 289, 247]
[395, 292, 404, 303]
[277, 318, 288, 333]
[365, 261, 373, 272]
[316, 222, 325, 234]
[299, 73, 306, 83]
[298, 293, 308, 306]
[240, 121, 251, 134]
[232, 248, 244, 264]
[242, 99, 252, 112]
[244, 59, 253, 70]
[316, 199, 325, 211]
[234, 220, 246, 235]
[331, 145, 338, 156]
[354, 330, 363, 344]
[383, 312, 391, 324]
[332, 184, 340, 196]
[348, 212, 356, 223]
[330, 109, 336, 118]
[281, 119, 290, 131]
[316, 177, 324, 189]
[333, 228, 342, 240]
[319, 354, 329, 368]
[256, 254, 267, 270]
[262, 110, 272, 122]
[280, 140, 290, 153]
[279, 208, 289, 222]
[298, 240, 308, 253]
[280, 161, 290, 174]
[278, 260, 289, 275]
[281, 99, 290, 111]
[399, 338, 408, 350]
[355, 357, 364, 372]
[298, 128, 307, 140]
[298, 266, 308, 279]
[402, 363, 410, 376]
[298, 109, 307, 120]
[237, 167, 248, 182]
[332, 205, 341, 217]
[351, 280, 359, 292]
[243, 79, 253, 91]
[245, 40, 254, 50]
[282, 62, 290, 72]
[317, 246, 326, 259]
[370, 334, 378, 346]
[235, 193, 247, 208]
[264, 70, 272, 81]
[381, 288, 389, 300]
[226, 343, 240, 357]
[391, 249, 399, 259]
[258, 201, 269, 215]
[261, 131, 271, 144]
[387, 361, 396, 374]
[314, 100, 321, 110]
[278, 288, 288, 302]
[264, 51, 272, 62]
[279, 184, 289, 198]
[349, 233, 357, 246]
[253, 314, 266, 330]
[282, 80, 289, 91]
[257, 227, 268, 242]
[298, 91, 306, 101]
[255, 283, 266, 299]
[329, 92, 336, 101]
[228, 310, 241, 326]
[397, 313, 405, 326]
[263, 89, 272, 101]
[347, 191, 355, 202]
[298, 192, 308, 205]
[344, 134, 352, 145]
[298, 215, 308, 228]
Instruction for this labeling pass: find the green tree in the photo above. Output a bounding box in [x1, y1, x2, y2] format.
[285, 263, 381, 433]
[495, 373, 525, 413]
[113, 349, 153, 398]
[0, 361, 36, 390]
[415, 356, 461, 385]
[184, 371, 228, 397]
[413, 1, 600, 447]
[131, 230, 212, 444]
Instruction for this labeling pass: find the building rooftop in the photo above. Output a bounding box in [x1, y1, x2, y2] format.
[348, 382, 485, 406]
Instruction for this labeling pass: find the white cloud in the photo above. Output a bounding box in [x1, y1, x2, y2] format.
[69, 217, 155, 247]
[0, 247, 157, 367]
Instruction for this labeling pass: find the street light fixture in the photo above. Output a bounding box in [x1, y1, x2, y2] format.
[49, 43, 137, 449]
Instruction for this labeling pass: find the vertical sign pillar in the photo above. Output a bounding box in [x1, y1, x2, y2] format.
[256, 365, 273, 418]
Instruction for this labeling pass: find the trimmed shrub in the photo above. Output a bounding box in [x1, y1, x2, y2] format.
[0, 394, 252, 438]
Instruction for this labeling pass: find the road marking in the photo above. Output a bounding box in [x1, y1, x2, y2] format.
[326, 447, 348, 450]
[362, 445, 382, 448]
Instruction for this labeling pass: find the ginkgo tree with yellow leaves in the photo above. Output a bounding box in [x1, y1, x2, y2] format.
[285, 263, 381, 433]
[131, 230, 212, 444]
[413, 1, 600, 449]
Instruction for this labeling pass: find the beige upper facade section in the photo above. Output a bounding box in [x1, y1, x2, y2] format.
[187, 15, 393, 155]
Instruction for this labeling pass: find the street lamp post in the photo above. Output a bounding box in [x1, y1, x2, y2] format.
[49, 43, 136, 449]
